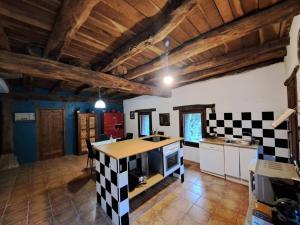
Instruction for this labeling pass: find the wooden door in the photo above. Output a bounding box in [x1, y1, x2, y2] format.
[284, 66, 299, 161]
[37, 109, 65, 160]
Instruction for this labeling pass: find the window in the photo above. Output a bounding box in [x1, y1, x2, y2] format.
[179, 109, 206, 147]
[184, 113, 202, 143]
[138, 112, 152, 137]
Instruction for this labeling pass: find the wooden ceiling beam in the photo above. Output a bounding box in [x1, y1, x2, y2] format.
[0, 22, 10, 51]
[149, 37, 289, 82]
[125, 0, 300, 80]
[176, 48, 287, 84]
[48, 80, 63, 94]
[0, 51, 170, 97]
[44, 0, 101, 59]
[93, 0, 199, 72]
[176, 58, 284, 88]
[2, 91, 122, 104]
[75, 84, 92, 95]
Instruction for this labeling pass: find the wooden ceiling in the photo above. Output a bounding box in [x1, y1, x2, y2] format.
[0, 0, 299, 101]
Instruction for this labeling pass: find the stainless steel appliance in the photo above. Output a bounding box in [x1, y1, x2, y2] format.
[252, 160, 300, 205]
[148, 142, 181, 177]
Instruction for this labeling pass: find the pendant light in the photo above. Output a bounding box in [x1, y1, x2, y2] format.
[94, 88, 106, 109]
[163, 38, 174, 86]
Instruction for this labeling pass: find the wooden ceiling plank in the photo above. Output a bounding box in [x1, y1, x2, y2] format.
[214, 0, 235, 23]
[124, 0, 300, 80]
[93, 0, 199, 72]
[241, 0, 258, 14]
[0, 51, 170, 97]
[0, 22, 10, 51]
[0, 2, 52, 31]
[197, 0, 224, 28]
[44, 0, 101, 59]
[228, 0, 245, 18]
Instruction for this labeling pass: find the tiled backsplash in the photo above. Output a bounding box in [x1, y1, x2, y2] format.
[206, 111, 289, 163]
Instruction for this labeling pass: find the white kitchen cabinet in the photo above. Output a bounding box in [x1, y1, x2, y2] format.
[240, 149, 257, 181]
[224, 146, 240, 178]
[183, 145, 200, 163]
[199, 144, 224, 176]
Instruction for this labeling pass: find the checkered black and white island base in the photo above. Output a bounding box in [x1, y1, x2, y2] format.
[95, 142, 184, 225]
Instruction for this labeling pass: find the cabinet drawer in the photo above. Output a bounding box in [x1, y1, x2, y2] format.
[199, 143, 223, 151]
[163, 142, 180, 151]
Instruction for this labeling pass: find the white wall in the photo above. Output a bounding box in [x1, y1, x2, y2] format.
[124, 63, 288, 162]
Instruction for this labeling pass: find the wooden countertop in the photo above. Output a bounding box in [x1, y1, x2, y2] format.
[93, 136, 183, 159]
[200, 138, 259, 149]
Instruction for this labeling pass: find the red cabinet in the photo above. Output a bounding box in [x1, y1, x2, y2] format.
[103, 112, 124, 138]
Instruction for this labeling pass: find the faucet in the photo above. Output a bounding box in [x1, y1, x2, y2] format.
[242, 132, 256, 144]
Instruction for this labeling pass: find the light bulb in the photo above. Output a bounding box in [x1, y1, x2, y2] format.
[163, 76, 174, 85]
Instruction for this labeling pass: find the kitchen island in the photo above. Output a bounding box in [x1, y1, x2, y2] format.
[93, 136, 184, 225]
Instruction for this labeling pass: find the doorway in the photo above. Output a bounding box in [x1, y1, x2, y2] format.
[37, 109, 65, 160]
[138, 111, 152, 137]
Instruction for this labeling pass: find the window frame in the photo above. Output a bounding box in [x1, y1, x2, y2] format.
[138, 111, 153, 137]
[179, 109, 207, 148]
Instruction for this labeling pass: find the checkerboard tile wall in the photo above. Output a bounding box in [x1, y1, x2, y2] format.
[96, 151, 129, 225]
[173, 146, 185, 183]
[206, 111, 289, 163]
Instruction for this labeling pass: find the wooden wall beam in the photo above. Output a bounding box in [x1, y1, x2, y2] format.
[75, 84, 92, 95]
[176, 48, 287, 84]
[0, 22, 10, 51]
[93, 0, 198, 72]
[0, 51, 170, 97]
[149, 37, 289, 82]
[44, 0, 101, 59]
[173, 104, 215, 111]
[125, 0, 300, 80]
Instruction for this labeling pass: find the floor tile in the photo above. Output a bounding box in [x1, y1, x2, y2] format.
[0, 156, 249, 225]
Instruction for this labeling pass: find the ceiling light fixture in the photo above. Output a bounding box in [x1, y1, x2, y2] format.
[162, 38, 174, 86]
[163, 75, 174, 85]
[94, 88, 106, 109]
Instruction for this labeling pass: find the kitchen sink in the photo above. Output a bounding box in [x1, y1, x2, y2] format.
[142, 136, 169, 142]
[225, 139, 252, 146]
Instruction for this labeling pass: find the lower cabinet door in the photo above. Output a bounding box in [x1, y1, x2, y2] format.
[224, 146, 240, 178]
[240, 149, 257, 181]
[199, 147, 224, 176]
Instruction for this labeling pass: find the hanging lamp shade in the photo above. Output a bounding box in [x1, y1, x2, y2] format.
[94, 88, 106, 109]
[95, 99, 106, 109]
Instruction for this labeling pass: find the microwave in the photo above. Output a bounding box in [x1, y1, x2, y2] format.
[250, 160, 300, 205]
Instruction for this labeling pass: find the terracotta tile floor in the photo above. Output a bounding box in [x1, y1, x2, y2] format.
[0, 155, 248, 225]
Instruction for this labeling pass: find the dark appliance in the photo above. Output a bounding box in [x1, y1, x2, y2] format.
[142, 136, 169, 142]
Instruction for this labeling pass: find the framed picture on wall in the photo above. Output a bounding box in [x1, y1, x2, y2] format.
[130, 111, 135, 119]
[159, 113, 170, 126]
